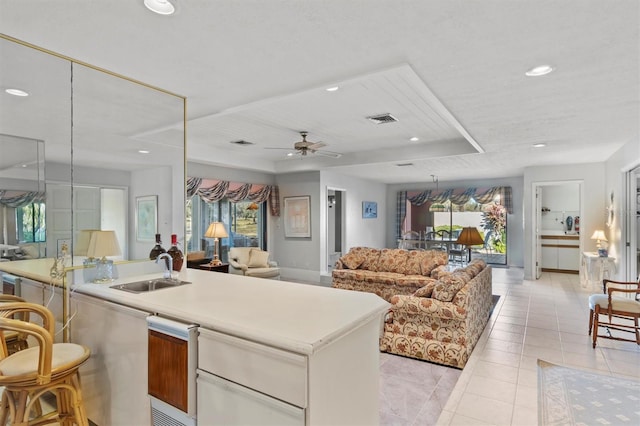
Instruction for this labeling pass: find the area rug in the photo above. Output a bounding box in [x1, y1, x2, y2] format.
[537, 359, 640, 425]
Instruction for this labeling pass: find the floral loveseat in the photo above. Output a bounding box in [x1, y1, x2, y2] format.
[379, 259, 492, 368]
[331, 247, 448, 302]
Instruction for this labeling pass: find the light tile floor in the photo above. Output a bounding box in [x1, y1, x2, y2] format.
[379, 267, 640, 425]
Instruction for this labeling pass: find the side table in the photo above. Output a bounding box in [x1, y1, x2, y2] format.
[580, 252, 616, 289]
[199, 263, 229, 273]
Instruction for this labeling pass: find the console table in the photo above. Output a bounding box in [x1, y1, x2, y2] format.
[580, 252, 616, 290]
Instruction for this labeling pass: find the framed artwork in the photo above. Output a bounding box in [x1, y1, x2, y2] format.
[362, 201, 377, 219]
[136, 195, 158, 242]
[284, 196, 311, 238]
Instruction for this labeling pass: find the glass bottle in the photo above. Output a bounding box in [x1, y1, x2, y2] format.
[149, 233, 166, 260]
[167, 234, 184, 272]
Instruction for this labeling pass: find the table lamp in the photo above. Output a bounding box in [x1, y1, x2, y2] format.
[590, 230, 607, 249]
[75, 229, 100, 264]
[205, 222, 228, 266]
[87, 230, 122, 282]
[456, 227, 485, 264]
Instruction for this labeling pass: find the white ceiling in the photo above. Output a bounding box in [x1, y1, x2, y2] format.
[1, 0, 638, 184]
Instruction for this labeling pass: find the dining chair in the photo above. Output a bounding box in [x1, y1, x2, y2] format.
[588, 277, 640, 348]
[0, 302, 91, 425]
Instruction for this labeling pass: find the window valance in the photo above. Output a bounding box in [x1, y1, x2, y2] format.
[0, 190, 45, 208]
[187, 178, 280, 217]
[405, 186, 513, 214]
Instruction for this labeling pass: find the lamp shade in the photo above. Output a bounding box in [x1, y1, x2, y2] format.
[74, 229, 99, 256]
[590, 230, 607, 242]
[205, 222, 228, 239]
[86, 230, 122, 258]
[456, 227, 484, 246]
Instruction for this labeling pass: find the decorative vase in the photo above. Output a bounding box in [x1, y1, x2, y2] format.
[565, 216, 573, 232]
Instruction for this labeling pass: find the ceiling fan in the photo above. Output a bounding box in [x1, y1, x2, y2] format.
[266, 132, 342, 158]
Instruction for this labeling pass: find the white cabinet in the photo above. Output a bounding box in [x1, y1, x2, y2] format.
[541, 236, 580, 272]
[17, 277, 64, 342]
[70, 293, 151, 426]
[197, 317, 382, 426]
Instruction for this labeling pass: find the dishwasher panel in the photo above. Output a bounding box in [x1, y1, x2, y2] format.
[147, 316, 198, 426]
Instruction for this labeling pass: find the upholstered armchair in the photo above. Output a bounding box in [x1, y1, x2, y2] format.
[228, 247, 280, 279]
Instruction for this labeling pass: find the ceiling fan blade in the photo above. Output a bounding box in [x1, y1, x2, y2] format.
[264, 147, 295, 151]
[307, 142, 326, 151]
[315, 150, 342, 158]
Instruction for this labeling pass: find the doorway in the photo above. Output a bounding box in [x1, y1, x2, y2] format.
[533, 181, 583, 279]
[327, 189, 345, 272]
[624, 165, 640, 280]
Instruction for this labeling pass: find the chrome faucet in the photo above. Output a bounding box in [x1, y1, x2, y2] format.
[156, 253, 173, 279]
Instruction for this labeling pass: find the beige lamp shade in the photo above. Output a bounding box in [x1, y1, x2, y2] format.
[590, 230, 607, 242]
[205, 222, 228, 239]
[456, 227, 484, 246]
[74, 229, 99, 256]
[86, 230, 122, 258]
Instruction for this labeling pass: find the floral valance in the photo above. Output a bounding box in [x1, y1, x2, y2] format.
[0, 190, 45, 208]
[187, 177, 280, 217]
[405, 186, 513, 214]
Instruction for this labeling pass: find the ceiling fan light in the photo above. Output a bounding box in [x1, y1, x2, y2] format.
[144, 0, 176, 15]
[325, 86, 339, 92]
[532, 143, 546, 148]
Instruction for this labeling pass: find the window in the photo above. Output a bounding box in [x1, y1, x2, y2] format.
[186, 196, 266, 262]
[16, 202, 46, 243]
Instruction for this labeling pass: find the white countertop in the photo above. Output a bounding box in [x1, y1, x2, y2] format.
[0, 257, 63, 285]
[71, 269, 390, 355]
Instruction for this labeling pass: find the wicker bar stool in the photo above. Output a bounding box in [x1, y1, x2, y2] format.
[0, 302, 91, 425]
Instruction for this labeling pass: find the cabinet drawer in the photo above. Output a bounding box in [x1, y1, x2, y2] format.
[198, 328, 307, 408]
[197, 370, 304, 426]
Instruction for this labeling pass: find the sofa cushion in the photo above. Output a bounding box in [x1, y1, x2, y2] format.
[340, 251, 364, 270]
[413, 280, 437, 298]
[432, 274, 467, 302]
[378, 249, 409, 274]
[430, 265, 450, 280]
[420, 251, 448, 276]
[465, 259, 486, 278]
[248, 249, 270, 268]
[363, 271, 405, 286]
[353, 247, 382, 272]
[396, 275, 435, 287]
[405, 250, 426, 275]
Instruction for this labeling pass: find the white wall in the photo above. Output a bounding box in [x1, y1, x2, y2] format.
[387, 176, 524, 268]
[540, 183, 580, 233]
[523, 163, 605, 280]
[320, 171, 387, 275]
[604, 136, 640, 280]
[130, 166, 180, 260]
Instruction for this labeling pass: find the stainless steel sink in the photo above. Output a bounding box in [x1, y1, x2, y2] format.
[110, 279, 191, 293]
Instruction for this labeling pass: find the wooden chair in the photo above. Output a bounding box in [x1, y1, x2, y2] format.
[588, 277, 640, 348]
[0, 302, 91, 425]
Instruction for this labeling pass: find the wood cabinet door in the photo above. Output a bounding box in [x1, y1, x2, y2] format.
[148, 329, 189, 413]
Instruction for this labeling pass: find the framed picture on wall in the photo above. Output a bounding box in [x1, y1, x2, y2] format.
[284, 196, 311, 238]
[362, 201, 377, 219]
[136, 195, 157, 242]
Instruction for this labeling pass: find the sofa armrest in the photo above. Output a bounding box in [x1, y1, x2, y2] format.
[389, 294, 467, 321]
[229, 259, 248, 272]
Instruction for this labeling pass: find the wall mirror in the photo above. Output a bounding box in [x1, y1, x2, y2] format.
[0, 34, 186, 265]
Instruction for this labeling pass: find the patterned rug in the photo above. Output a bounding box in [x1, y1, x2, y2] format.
[537, 359, 640, 425]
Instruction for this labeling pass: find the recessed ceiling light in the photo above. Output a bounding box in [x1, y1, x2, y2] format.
[325, 86, 339, 92]
[143, 0, 176, 15]
[525, 65, 554, 77]
[5, 88, 29, 97]
[138, 150, 150, 154]
[409, 137, 419, 142]
[532, 143, 546, 148]
[287, 152, 294, 157]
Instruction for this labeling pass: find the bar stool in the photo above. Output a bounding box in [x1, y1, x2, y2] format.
[0, 302, 91, 425]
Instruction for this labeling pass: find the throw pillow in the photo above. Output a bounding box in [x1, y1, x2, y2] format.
[340, 252, 364, 270]
[247, 249, 270, 268]
[413, 281, 436, 298]
[432, 274, 466, 302]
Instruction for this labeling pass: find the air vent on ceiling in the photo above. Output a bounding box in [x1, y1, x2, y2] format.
[230, 140, 254, 146]
[396, 162, 414, 167]
[366, 113, 398, 124]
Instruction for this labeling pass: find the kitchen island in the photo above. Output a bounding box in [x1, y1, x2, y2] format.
[68, 266, 389, 425]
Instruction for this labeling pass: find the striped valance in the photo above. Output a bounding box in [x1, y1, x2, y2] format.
[187, 178, 280, 217]
[0, 190, 45, 208]
[406, 186, 513, 213]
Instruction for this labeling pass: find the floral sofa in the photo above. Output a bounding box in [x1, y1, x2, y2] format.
[379, 259, 492, 368]
[331, 247, 449, 302]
